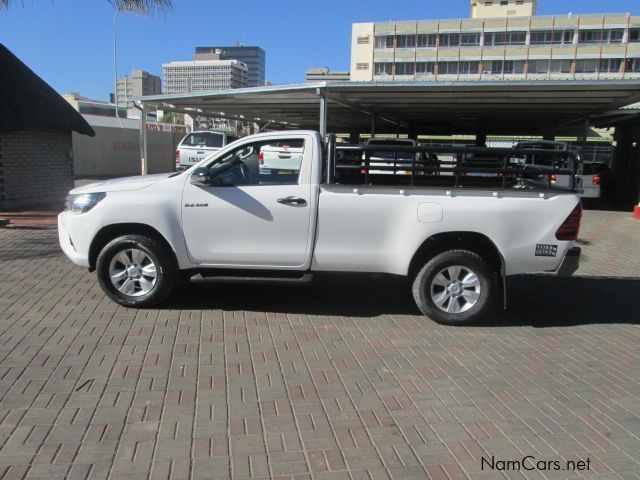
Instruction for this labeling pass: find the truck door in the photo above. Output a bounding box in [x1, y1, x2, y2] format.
[180, 133, 317, 268]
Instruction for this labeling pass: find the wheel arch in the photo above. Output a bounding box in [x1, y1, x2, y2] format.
[408, 231, 507, 310]
[408, 231, 505, 279]
[88, 223, 176, 271]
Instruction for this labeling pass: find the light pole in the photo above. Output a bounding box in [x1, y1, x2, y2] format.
[113, 8, 120, 120]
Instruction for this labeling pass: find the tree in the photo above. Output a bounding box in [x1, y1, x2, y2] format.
[0, 0, 173, 13]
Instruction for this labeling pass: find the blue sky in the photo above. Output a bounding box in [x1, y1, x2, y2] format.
[1, 0, 639, 100]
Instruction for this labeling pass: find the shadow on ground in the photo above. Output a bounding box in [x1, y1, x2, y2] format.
[167, 273, 640, 327]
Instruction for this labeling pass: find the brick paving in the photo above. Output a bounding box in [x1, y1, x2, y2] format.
[0, 211, 638, 479]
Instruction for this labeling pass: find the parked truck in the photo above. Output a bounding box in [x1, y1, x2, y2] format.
[59, 131, 582, 325]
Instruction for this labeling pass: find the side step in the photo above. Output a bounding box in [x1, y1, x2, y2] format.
[189, 272, 314, 286]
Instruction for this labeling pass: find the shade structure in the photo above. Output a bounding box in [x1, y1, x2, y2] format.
[139, 80, 640, 136]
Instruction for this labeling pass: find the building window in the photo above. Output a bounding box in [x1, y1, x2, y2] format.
[490, 60, 525, 74]
[356, 63, 370, 70]
[374, 36, 394, 49]
[600, 58, 622, 73]
[630, 29, 640, 42]
[416, 62, 436, 74]
[504, 60, 525, 74]
[357, 36, 370, 44]
[626, 58, 640, 72]
[549, 59, 572, 73]
[484, 31, 527, 46]
[417, 34, 437, 47]
[528, 59, 549, 74]
[609, 29, 624, 43]
[530, 30, 574, 45]
[439, 33, 460, 47]
[579, 29, 624, 44]
[461, 33, 481, 46]
[500, 0, 508, 5]
[396, 62, 415, 75]
[459, 61, 480, 74]
[438, 61, 459, 75]
[396, 35, 416, 48]
[575, 59, 598, 73]
[374, 63, 392, 75]
[516, 0, 524, 4]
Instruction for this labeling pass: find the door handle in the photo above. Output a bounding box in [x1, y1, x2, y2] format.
[277, 196, 307, 206]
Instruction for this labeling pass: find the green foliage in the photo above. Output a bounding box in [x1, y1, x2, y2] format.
[0, 0, 173, 13]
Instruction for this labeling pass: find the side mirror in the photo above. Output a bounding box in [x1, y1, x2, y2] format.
[190, 167, 211, 186]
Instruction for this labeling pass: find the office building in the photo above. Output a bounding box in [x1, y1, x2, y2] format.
[305, 67, 351, 82]
[115, 70, 161, 107]
[63, 92, 127, 118]
[350, 0, 640, 82]
[162, 55, 248, 94]
[195, 45, 265, 87]
[471, 0, 537, 19]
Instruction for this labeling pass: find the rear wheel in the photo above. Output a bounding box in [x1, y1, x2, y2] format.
[412, 250, 497, 325]
[96, 234, 176, 307]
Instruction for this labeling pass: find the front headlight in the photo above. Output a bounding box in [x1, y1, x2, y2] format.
[64, 192, 106, 213]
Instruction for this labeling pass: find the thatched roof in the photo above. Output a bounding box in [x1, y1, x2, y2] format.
[0, 44, 94, 136]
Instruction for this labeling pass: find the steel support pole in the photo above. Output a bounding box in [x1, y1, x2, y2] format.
[319, 94, 327, 138]
[140, 108, 148, 176]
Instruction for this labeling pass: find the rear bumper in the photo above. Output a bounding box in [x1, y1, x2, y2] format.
[557, 247, 581, 277]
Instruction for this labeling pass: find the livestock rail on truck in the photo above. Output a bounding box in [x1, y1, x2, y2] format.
[324, 134, 582, 192]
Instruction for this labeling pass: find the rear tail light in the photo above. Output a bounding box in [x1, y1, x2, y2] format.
[550, 174, 557, 184]
[175, 149, 180, 165]
[555, 203, 582, 241]
[258, 151, 264, 165]
[592, 175, 600, 186]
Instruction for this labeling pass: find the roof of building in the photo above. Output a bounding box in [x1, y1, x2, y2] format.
[139, 80, 640, 135]
[0, 44, 94, 137]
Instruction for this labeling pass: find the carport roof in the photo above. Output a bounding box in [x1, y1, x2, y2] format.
[140, 80, 640, 135]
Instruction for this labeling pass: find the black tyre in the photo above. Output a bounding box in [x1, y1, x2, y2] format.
[412, 250, 497, 325]
[96, 234, 176, 307]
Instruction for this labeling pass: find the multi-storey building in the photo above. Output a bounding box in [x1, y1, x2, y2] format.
[162, 56, 248, 94]
[306, 67, 351, 82]
[115, 70, 161, 107]
[350, 0, 640, 82]
[63, 92, 127, 118]
[194, 46, 265, 87]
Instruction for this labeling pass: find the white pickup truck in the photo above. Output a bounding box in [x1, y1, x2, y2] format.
[59, 130, 582, 325]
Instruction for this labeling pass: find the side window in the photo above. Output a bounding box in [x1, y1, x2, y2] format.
[207, 138, 305, 186]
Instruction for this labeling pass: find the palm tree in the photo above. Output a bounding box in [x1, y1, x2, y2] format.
[0, 0, 173, 13]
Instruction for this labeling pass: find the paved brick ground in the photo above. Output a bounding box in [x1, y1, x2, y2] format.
[0, 211, 639, 479]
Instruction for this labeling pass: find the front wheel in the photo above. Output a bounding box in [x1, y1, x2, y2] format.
[412, 250, 497, 325]
[96, 234, 176, 307]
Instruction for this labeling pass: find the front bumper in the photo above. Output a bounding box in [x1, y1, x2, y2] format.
[58, 212, 91, 267]
[557, 247, 581, 277]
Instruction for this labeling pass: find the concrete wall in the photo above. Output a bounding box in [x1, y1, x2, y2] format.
[72, 126, 184, 177]
[0, 129, 74, 210]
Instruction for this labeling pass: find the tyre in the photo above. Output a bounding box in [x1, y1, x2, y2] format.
[96, 234, 177, 307]
[412, 250, 497, 325]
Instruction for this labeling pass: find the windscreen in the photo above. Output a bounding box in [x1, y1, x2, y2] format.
[182, 132, 224, 148]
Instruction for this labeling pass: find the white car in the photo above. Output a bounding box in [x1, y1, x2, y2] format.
[258, 140, 304, 175]
[579, 163, 603, 199]
[59, 130, 581, 325]
[175, 131, 238, 171]
[363, 138, 419, 174]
